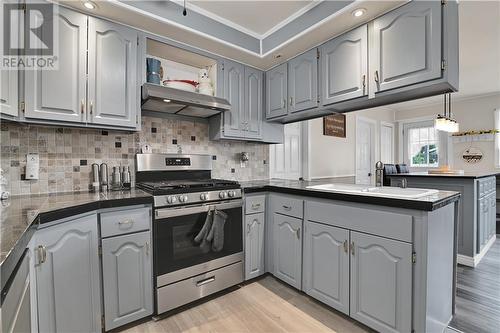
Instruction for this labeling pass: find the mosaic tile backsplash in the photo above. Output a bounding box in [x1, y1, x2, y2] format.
[0, 116, 269, 195]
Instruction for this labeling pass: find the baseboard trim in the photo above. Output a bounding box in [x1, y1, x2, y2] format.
[457, 235, 496, 267]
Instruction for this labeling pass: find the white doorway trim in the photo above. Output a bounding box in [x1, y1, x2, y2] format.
[355, 116, 376, 185]
[380, 121, 395, 164]
[269, 122, 307, 180]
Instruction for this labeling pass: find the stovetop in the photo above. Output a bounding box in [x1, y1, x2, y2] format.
[136, 178, 240, 195]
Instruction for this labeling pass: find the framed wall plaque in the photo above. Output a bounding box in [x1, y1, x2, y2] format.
[323, 114, 346, 138]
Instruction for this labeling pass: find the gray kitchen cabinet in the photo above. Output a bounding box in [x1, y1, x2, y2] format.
[1, 251, 31, 333]
[266, 63, 288, 119]
[35, 214, 102, 333]
[478, 192, 496, 252]
[87, 17, 138, 128]
[24, 7, 87, 123]
[222, 59, 245, 138]
[303, 221, 349, 315]
[350, 231, 412, 333]
[244, 213, 265, 280]
[102, 231, 153, 331]
[321, 25, 368, 105]
[273, 213, 302, 289]
[371, 0, 442, 93]
[0, 67, 18, 118]
[244, 67, 263, 139]
[288, 48, 318, 113]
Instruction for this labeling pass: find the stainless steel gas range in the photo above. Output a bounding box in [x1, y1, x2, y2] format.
[135, 153, 243, 315]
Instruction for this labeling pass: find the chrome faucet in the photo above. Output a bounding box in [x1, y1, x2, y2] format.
[400, 178, 408, 189]
[375, 161, 384, 187]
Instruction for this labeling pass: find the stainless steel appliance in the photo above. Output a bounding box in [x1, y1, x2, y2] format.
[135, 154, 243, 315]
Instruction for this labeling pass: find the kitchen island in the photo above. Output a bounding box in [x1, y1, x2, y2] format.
[241, 180, 460, 333]
[387, 172, 497, 266]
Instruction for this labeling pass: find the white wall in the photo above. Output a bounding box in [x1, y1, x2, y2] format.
[307, 108, 396, 179]
[395, 93, 500, 173]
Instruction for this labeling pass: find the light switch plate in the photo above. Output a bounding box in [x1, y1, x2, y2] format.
[26, 153, 39, 180]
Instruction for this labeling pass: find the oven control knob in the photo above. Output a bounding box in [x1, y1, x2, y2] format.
[179, 195, 188, 203]
[200, 193, 208, 201]
[167, 196, 177, 204]
[228, 190, 236, 198]
[219, 191, 227, 199]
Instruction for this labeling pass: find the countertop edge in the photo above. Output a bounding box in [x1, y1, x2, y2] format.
[386, 173, 499, 179]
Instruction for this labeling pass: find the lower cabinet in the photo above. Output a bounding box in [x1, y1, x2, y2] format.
[303, 221, 349, 315]
[350, 231, 412, 333]
[35, 214, 102, 333]
[102, 231, 153, 330]
[244, 213, 265, 280]
[273, 213, 302, 289]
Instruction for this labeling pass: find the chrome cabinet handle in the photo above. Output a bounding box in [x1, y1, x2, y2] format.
[196, 276, 215, 287]
[145, 242, 150, 256]
[293, 227, 300, 239]
[251, 203, 261, 210]
[343, 240, 348, 253]
[289, 96, 293, 106]
[38, 245, 47, 264]
[247, 224, 251, 234]
[282, 205, 292, 211]
[81, 100, 85, 114]
[118, 219, 134, 226]
[350, 241, 355, 256]
[374, 70, 379, 83]
[89, 101, 93, 114]
[282, 98, 286, 109]
[362, 75, 366, 94]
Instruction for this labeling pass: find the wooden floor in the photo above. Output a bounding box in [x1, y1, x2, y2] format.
[121, 276, 371, 333]
[449, 238, 500, 333]
[123, 240, 500, 333]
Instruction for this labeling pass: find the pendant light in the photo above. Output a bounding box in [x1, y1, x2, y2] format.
[435, 93, 459, 133]
[182, 0, 187, 16]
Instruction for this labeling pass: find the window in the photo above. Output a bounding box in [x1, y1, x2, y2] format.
[408, 126, 439, 167]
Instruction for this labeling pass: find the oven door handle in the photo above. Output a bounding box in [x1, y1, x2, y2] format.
[155, 200, 243, 219]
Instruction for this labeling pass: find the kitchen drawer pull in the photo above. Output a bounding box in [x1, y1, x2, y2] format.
[282, 205, 292, 211]
[251, 203, 261, 210]
[38, 245, 47, 264]
[196, 276, 216, 287]
[118, 219, 134, 226]
[350, 241, 355, 256]
[343, 240, 348, 253]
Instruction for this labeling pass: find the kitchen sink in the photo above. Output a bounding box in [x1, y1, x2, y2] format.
[306, 184, 439, 199]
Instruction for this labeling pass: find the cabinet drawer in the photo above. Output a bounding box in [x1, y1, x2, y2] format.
[100, 207, 150, 238]
[478, 177, 496, 198]
[246, 195, 265, 214]
[271, 195, 303, 218]
[306, 200, 412, 243]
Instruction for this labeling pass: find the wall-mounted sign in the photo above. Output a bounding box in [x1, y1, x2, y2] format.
[462, 147, 483, 164]
[323, 114, 346, 138]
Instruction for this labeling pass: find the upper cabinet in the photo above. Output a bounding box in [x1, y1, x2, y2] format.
[288, 48, 319, 113]
[0, 64, 19, 118]
[371, 1, 442, 93]
[321, 25, 368, 106]
[222, 60, 245, 137]
[24, 7, 87, 123]
[244, 66, 263, 139]
[266, 63, 288, 119]
[87, 17, 138, 128]
[14, 6, 140, 130]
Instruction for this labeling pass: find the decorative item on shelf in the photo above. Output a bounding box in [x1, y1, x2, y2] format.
[435, 93, 459, 133]
[323, 113, 346, 138]
[163, 79, 198, 92]
[198, 68, 214, 96]
[452, 129, 497, 143]
[146, 58, 162, 84]
[462, 147, 483, 164]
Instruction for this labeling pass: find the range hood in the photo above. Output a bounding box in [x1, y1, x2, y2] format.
[141, 83, 231, 118]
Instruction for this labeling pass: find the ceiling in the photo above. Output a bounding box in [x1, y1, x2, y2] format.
[189, 1, 317, 37]
[380, 0, 500, 112]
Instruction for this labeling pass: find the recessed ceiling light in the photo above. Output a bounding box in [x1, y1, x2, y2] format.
[352, 8, 366, 17]
[163, 99, 171, 103]
[83, 1, 96, 10]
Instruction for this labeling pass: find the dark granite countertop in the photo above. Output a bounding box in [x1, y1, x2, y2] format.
[240, 179, 460, 212]
[1, 189, 153, 292]
[385, 171, 499, 179]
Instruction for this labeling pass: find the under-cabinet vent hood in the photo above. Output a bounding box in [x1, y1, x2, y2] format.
[141, 83, 231, 118]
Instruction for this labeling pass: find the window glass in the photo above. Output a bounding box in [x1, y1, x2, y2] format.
[408, 127, 439, 167]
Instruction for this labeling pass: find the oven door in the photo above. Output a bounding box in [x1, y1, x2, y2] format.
[154, 200, 243, 286]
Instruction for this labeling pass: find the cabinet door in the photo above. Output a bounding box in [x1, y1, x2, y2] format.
[321, 25, 368, 105]
[1, 65, 18, 117]
[371, 1, 442, 92]
[24, 7, 87, 123]
[222, 60, 245, 137]
[244, 67, 263, 139]
[303, 221, 349, 315]
[102, 231, 153, 330]
[88, 17, 138, 128]
[273, 213, 302, 289]
[266, 63, 287, 119]
[245, 213, 265, 280]
[350, 231, 412, 333]
[35, 214, 101, 333]
[490, 195, 496, 238]
[288, 48, 318, 113]
[477, 198, 487, 252]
